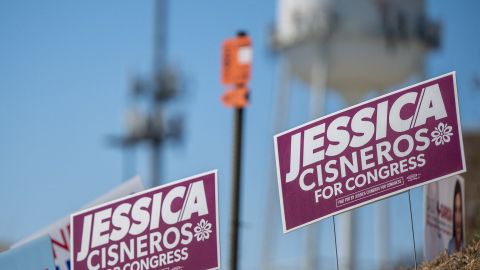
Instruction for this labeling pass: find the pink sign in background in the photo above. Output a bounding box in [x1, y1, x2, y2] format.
[71, 171, 219, 270]
[275, 72, 465, 232]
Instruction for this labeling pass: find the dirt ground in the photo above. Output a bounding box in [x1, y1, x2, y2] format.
[416, 237, 480, 270]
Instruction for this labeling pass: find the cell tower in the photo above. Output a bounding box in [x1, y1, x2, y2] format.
[110, 0, 182, 188]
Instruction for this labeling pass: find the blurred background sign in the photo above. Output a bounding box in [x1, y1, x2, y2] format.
[0, 236, 55, 270]
[12, 177, 144, 270]
[424, 175, 465, 260]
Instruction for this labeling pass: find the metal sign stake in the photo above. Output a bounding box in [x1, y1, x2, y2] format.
[333, 215, 340, 270]
[408, 190, 418, 270]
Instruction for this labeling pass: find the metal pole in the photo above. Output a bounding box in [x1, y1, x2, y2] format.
[305, 57, 327, 270]
[377, 200, 390, 270]
[122, 145, 136, 182]
[333, 216, 340, 270]
[229, 107, 244, 270]
[408, 190, 418, 270]
[151, 0, 167, 187]
[153, 0, 167, 73]
[151, 140, 161, 187]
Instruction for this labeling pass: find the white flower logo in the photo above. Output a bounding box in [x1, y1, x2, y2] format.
[194, 219, 212, 242]
[431, 122, 453, 146]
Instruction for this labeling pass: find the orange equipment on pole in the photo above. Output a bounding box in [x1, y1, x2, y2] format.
[221, 32, 252, 108]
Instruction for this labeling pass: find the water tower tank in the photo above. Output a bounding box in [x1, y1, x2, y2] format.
[274, 0, 439, 103]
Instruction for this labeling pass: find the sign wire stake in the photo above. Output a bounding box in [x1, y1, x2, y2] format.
[332, 215, 340, 270]
[408, 190, 418, 270]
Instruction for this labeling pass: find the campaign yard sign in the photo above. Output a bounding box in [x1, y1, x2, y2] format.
[424, 175, 465, 259]
[0, 235, 55, 270]
[71, 171, 220, 270]
[274, 72, 466, 232]
[13, 176, 144, 270]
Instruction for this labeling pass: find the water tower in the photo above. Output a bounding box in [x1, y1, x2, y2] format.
[265, 0, 439, 269]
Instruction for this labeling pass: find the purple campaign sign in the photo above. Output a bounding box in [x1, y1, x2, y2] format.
[274, 72, 466, 233]
[71, 171, 220, 270]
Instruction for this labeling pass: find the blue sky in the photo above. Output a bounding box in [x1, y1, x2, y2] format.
[0, 0, 479, 269]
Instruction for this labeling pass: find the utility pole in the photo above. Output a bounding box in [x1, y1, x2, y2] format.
[220, 31, 252, 270]
[230, 100, 244, 270]
[109, 0, 182, 187]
